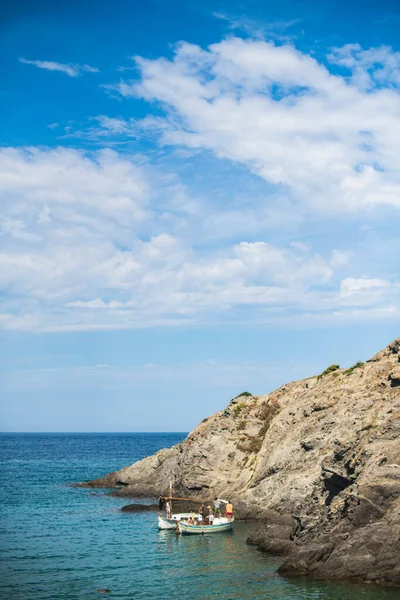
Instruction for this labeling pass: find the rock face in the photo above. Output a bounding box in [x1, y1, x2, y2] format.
[84, 338, 400, 586]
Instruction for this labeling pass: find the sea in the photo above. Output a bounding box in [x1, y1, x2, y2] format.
[1, 433, 399, 600]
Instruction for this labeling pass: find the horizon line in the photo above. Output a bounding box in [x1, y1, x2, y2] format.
[0, 431, 189, 434]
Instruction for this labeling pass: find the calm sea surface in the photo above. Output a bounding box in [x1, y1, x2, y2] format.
[1, 433, 399, 600]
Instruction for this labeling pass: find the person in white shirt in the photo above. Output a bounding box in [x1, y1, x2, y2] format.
[213, 498, 221, 516]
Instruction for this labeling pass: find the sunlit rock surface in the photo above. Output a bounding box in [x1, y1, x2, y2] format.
[85, 338, 400, 585]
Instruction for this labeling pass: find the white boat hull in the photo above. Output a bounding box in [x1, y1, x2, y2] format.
[158, 516, 176, 530]
[158, 513, 203, 530]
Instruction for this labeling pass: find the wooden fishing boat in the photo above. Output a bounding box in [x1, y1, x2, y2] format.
[158, 482, 233, 534]
[158, 513, 202, 530]
[178, 517, 234, 535]
[157, 482, 205, 530]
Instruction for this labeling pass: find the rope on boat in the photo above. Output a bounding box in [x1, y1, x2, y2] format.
[148, 519, 158, 530]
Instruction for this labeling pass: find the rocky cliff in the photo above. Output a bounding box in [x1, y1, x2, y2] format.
[84, 338, 400, 586]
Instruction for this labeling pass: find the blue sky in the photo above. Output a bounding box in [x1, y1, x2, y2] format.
[1, 0, 399, 431]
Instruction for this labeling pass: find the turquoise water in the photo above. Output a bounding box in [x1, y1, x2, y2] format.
[1, 433, 399, 600]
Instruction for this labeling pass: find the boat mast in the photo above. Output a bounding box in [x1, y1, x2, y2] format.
[169, 480, 173, 516]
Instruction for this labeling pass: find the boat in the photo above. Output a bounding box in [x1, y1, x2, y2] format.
[158, 482, 234, 534]
[158, 513, 203, 530]
[157, 481, 205, 530]
[178, 516, 234, 535]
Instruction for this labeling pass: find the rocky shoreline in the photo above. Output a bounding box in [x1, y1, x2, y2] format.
[78, 338, 400, 586]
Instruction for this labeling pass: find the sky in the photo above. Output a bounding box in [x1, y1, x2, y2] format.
[0, 0, 399, 432]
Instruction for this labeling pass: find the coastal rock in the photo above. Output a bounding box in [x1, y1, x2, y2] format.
[72, 472, 121, 488]
[81, 338, 400, 586]
[120, 503, 159, 512]
[247, 509, 294, 556]
[120, 500, 201, 513]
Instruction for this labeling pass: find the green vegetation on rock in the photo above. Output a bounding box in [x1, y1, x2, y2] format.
[317, 364, 340, 380]
[232, 391, 252, 400]
[233, 403, 244, 416]
[344, 361, 365, 375]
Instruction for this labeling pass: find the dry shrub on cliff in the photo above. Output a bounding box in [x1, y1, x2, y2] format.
[237, 435, 263, 454]
[248, 437, 263, 453]
[257, 398, 280, 424]
[237, 399, 281, 455]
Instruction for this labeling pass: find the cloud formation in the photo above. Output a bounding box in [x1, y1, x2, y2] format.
[0, 145, 398, 331]
[328, 43, 400, 89]
[2, 38, 399, 331]
[107, 37, 400, 212]
[19, 58, 99, 77]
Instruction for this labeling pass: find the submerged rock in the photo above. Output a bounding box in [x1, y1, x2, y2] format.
[80, 338, 400, 586]
[120, 503, 159, 512]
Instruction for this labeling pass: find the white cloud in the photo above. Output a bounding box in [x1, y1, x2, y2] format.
[66, 299, 118, 309]
[4, 37, 400, 332]
[68, 115, 141, 141]
[341, 276, 390, 293]
[0, 146, 148, 222]
[338, 276, 399, 312]
[340, 276, 391, 298]
[328, 44, 400, 89]
[106, 37, 400, 211]
[0, 145, 398, 331]
[0, 150, 314, 329]
[212, 12, 301, 41]
[19, 58, 99, 77]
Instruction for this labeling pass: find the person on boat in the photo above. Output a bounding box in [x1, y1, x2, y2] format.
[203, 505, 212, 525]
[166, 500, 171, 518]
[225, 501, 233, 520]
[213, 498, 221, 516]
[198, 503, 205, 519]
[208, 512, 215, 526]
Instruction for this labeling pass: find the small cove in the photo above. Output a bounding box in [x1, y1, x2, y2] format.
[1, 432, 399, 600]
